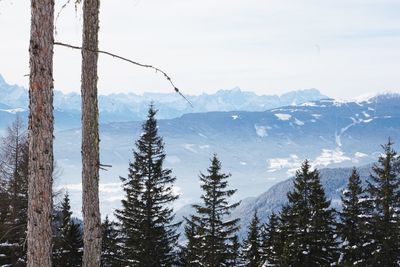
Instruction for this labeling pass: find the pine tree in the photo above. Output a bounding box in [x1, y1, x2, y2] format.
[367, 140, 400, 266]
[53, 193, 83, 267]
[280, 160, 337, 266]
[228, 235, 241, 267]
[338, 168, 372, 266]
[115, 105, 180, 267]
[241, 211, 262, 267]
[260, 212, 281, 267]
[277, 205, 295, 267]
[180, 216, 204, 267]
[101, 216, 122, 267]
[307, 164, 338, 265]
[186, 155, 240, 267]
[0, 118, 29, 266]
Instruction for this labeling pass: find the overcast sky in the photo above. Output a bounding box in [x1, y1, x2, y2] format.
[0, 0, 399, 99]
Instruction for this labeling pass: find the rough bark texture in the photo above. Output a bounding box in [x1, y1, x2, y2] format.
[27, 0, 54, 266]
[81, 0, 102, 266]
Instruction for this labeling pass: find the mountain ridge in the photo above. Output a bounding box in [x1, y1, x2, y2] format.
[0, 73, 327, 122]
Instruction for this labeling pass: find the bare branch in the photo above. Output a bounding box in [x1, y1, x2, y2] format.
[54, 41, 193, 107]
[54, 0, 82, 37]
[99, 163, 112, 171]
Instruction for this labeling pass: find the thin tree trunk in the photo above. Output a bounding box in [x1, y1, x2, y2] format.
[81, 0, 102, 266]
[27, 0, 54, 266]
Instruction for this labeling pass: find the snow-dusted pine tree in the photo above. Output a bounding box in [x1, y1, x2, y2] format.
[53, 193, 83, 267]
[367, 140, 400, 265]
[260, 212, 281, 267]
[101, 216, 122, 267]
[338, 168, 372, 266]
[184, 155, 240, 267]
[228, 235, 241, 266]
[180, 216, 204, 267]
[279, 160, 338, 266]
[115, 105, 180, 267]
[241, 211, 262, 267]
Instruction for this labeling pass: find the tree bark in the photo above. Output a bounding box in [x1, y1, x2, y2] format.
[81, 0, 102, 266]
[27, 0, 54, 266]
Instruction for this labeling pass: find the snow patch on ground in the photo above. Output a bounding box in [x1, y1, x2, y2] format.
[267, 155, 301, 175]
[274, 113, 292, 121]
[335, 117, 368, 147]
[254, 125, 268, 137]
[300, 102, 317, 107]
[362, 111, 370, 118]
[294, 118, 305, 126]
[311, 114, 322, 119]
[312, 148, 351, 167]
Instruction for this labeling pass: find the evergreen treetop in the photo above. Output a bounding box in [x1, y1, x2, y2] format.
[188, 154, 240, 267]
[367, 139, 400, 265]
[281, 160, 338, 266]
[101, 215, 123, 267]
[260, 212, 281, 267]
[53, 192, 83, 267]
[115, 104, 180, 267]
[338, 167, 372, 266]
[241, 211, 262, 267]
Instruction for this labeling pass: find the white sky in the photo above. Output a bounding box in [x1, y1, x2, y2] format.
[0, 0, 399, 98]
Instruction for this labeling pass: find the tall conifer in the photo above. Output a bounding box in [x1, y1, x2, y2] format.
[101, 216, 122, 267]
[241, 211, 262, 267]
[185, 155, 240, 267]
[180, 217, 204, 267]
[280, 161, 337, 266]
[367, 140, 400, 265]
[115, 105, 180, 267]
[338, 168, 372, 266]
[260, 212, 281, 267]
[53, 193, 83, 267]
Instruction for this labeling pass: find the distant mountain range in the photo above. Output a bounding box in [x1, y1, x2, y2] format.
[0, 73, 327, 127]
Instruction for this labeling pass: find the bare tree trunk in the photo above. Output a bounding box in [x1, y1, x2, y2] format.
[81, 0, 102, 266]
[27, 0, 54, 266]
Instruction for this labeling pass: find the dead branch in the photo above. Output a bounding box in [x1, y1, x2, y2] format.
[54, 41, 193, 107]
[99, 163, 112, 171]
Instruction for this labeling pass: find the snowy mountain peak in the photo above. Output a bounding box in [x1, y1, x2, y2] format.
[0, 74, 5, 85]
[349, 91, 400, 104]
[0, 73, 329, 121]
